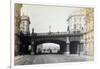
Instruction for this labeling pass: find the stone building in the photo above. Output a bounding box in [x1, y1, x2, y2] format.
[20, 14, 30, 34]
[19, 15, 31, 55]
[67, 15, 85, 34]
[67, 8, 94, 56]
[67, 10, 86, 55]
[14, 3, 22, 56]
[81, 8, 94, 56]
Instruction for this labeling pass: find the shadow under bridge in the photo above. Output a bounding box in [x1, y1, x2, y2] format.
[33, 39, 67, 54]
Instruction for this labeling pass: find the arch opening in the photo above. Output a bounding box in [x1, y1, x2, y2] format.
[33, 39, 67, 54]
[36, 43, 60, 54]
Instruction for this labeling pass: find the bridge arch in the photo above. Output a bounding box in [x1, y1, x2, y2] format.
[33, 39, 67, 54]
[36, 43, 60, 54]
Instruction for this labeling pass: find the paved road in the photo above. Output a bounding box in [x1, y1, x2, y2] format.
[14, 54, 93, 65]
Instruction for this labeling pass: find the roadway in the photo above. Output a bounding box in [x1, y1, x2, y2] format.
[14, 54, 93, 65]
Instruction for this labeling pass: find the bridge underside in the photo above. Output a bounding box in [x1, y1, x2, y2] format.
[18, 32, 85, 55]
[32, 39, 67, 54]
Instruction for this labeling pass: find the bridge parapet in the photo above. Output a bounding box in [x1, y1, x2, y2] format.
[34, 32, 84, 37]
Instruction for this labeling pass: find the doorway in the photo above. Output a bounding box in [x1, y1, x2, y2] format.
[70, 41, 80, 54]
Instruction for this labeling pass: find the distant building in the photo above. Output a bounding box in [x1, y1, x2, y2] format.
[67, 8, 94, 56]
[14, 3, 22, 56]
[67, 10, 86, 55]
[19, 15, 31, 55]
[20, 15, 30, 34]
[67, 13, 86, 34]
[14, 4, 31, 56]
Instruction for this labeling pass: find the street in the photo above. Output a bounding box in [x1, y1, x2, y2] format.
[14, 54, 93, 65]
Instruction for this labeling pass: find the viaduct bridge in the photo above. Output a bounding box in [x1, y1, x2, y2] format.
[30, 32, 85, 55]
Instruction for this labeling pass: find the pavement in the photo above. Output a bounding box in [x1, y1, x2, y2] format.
[14, 54, 93, 65]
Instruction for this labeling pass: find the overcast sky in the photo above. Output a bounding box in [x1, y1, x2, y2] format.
[21, 4, 82, 33]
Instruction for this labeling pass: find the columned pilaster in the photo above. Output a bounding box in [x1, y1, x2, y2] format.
[66, 44, 70, 54]
[77, 44, 80, 55]
[31, 41, 34, 55]
[65, 37, 70, 55]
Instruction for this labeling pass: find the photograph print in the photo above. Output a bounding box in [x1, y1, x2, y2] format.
[14, 3, 94, 65]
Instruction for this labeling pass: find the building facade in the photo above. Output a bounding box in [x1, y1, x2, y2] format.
[14, 4, 22, 56]
[67, 11, 86, 55]
[67, 8, 94, 56]
[19, 15, 31, 55]
[67, 15, 85, 34]
[82, 8, 94, 56]
[20, 15, 30, 34]
[14, 4, 31, 55]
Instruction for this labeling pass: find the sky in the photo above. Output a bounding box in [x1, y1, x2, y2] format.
[21, 4, 81, 33]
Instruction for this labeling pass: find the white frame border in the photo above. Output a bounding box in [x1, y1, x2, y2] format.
[10, 0, 95, 69]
